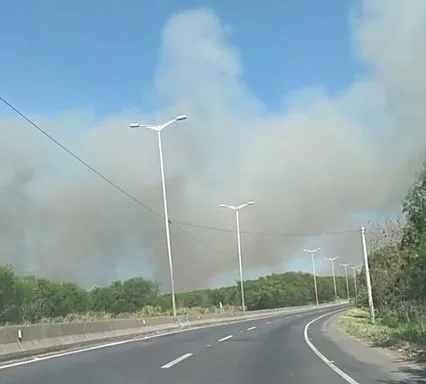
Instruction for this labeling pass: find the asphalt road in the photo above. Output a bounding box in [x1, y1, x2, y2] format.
[0, 305, 397, 384]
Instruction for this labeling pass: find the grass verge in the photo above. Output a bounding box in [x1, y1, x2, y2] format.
[1, 305, 240, 326]
[339, 308, 425, 360]
[36, 305, 239, 324]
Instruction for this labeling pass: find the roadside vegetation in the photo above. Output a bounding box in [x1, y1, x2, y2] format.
[0, 268, 347, 325]
[341, 162, 426, 356]
[0, 267, 347, 325]
[340, 308, 425, 355]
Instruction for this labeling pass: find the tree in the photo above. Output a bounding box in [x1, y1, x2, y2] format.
[399, 162, 426, 304]
[401, 161, 426, 249]
[357, 246, 407, 312]
[366, 216, 404, 253]
[356, 161, 426, 325]
[0, 265, 21, 323]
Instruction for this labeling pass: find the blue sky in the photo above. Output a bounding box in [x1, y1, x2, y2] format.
[0, 0, 376, 287]
[1, 0, 363, 117]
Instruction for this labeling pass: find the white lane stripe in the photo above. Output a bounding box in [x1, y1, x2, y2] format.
[0, 318, 267, 371]
[0, 303, 343, 372]
[0, 338, 137, 371]
[247, 326, 256, 331]
[266, 321, 272, 325]
[161, 353, 193, 369]
[218, 335, 233, 342]
[304, 309, 359, 384]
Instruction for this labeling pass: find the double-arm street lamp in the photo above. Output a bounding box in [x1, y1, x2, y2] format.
[130, 114, 187, 317]
[220, 201, 255, 312]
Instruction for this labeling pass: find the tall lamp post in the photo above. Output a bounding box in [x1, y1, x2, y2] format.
[349, 265, 361, 297]
[340, 263, 351, 300]
[361, 226, 375, 324]
[220, 201, 254, 312]
[303, 248, 321, 306]
[130, 114, 187, 317]
[325, 256, 339, 301]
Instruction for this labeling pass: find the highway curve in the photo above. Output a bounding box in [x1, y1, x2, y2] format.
[0, 305, 398, 384]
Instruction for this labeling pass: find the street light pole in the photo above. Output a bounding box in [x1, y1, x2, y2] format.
[325, 256, 339, 301]
[220, 201, 254, 312]
[349, 265, 360, 297]
[130, 114, 187, 318]
[340, 263, 351, 300]
[303, 248, 320, 306]
[235, 209, 244, 311]
[361, 226, 375, 324]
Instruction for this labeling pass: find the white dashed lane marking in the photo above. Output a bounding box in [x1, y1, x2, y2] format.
[218, 335, 233, 342]
[161, 353, 193, 369]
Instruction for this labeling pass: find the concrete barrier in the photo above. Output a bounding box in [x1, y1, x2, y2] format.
[0, 301, 347, 362]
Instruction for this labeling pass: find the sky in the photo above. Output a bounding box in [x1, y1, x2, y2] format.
[1, 0, 360, 116]
[0, 0, 425, 291]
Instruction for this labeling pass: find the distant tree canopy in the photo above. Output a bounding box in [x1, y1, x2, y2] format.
[0, 264, 347, 325]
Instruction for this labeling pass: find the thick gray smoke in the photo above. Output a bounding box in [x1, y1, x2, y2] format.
[1, 0, 426, 290]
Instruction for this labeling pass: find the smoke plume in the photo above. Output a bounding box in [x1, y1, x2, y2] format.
[1, 0, 426, 290]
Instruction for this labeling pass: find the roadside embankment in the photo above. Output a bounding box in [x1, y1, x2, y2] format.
[339, 308, 425, 361]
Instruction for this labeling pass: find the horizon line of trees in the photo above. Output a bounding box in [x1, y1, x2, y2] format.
[0, 265, 348, 325]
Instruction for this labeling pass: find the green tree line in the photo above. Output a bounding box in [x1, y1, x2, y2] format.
[0, 266, 347, 325]
[357, 162, 426, 341]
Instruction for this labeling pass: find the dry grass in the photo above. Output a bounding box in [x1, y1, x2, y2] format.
[339, 308, 396, 343]
[339, 308, 425, 359]
[35, 305, 239, 324]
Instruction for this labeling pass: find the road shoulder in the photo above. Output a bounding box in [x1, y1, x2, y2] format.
[317, 309, 425, 383]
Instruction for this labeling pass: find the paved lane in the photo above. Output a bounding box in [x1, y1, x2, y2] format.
[0, 305, 367, 384]
[307, 311, 426, 384]
[166, 308, 350, 384]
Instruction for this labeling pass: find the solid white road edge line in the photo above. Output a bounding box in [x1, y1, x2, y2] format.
[161, 353, 193, 369]
[218, 335, 233, 342]
[0, 303, 342, 372]
[303, 309, 360, 384]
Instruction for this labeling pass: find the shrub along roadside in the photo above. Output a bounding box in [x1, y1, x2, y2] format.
[339, 308, 425, 359]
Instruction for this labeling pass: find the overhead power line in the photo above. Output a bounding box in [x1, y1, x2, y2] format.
[0, 95, 162, 219]
[0, 95, 361, 239]
[173, 220, 359, 237]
